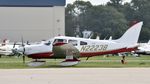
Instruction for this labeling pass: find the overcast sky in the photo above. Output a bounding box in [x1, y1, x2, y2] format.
[66, 0, 131, 5]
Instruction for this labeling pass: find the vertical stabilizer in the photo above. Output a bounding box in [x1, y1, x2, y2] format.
[115, 22, 143, 44]
[148, 40, 150, 45]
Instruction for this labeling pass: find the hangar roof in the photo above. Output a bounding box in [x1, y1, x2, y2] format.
[0, 0, 66, 7]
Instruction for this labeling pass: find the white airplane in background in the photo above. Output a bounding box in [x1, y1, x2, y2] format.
[12, 22, 143, 66]
[0, 39, 20, 56]
[134, 40, 150, 55]
[0, 39, 46, 56]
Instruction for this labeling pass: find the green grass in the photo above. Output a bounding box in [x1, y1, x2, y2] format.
[0, 55, 150, 68]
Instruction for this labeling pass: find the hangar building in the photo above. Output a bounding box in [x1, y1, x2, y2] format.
[0, 0, 65, 42]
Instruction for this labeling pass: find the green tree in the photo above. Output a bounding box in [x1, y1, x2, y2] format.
[65, 4, 76, 36]
[65, 1, 92, 36]
[107, 0, 123, 8]
[131, 0, 150, 41]
[65, 0, 150, 42]
[79, 5, 127, 39]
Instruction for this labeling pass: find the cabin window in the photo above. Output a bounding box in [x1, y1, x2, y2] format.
[68, 40, 78, 46]
[54, 39, 67, 43]
[80, 41, 87, 45]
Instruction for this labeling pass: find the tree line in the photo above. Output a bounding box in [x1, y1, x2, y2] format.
[65, 0, 150, 42]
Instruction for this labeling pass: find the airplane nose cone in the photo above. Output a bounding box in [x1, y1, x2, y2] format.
[12, 48, 19, 55]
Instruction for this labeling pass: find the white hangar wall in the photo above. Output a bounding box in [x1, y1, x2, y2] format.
[0, 6, 65, 42]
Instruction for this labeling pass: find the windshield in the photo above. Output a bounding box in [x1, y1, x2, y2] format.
[53, 39, 67, 43]
[44, 41, 51, 46]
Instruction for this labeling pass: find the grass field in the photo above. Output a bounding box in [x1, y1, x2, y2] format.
[0, 55, 150, 68]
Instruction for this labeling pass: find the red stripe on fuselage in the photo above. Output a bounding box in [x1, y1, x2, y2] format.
[80, 47, 137, 57]
[28, 47, 137, 59]
[28, 52, 54, 59]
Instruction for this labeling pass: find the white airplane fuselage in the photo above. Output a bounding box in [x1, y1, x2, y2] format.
[0, 44, 19, 56]
[18, 36, 137, 59]
[135, 43, 150, 55]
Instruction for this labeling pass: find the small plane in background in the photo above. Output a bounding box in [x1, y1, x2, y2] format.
[0, 39, 20, 56]
[12, 21, 143, 66]
[134, 40, 150, 55]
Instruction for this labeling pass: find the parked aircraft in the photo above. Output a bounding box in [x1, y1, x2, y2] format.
[0, 39, 19, 56]
[0, 39, 31, 56]
[134, 40, 150, 55]
[12, 22, 143, 66]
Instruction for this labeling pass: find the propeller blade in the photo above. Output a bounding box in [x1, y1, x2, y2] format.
[23, 55, 25, 64]
[23, 47, 25, 54]
[21, 36, 26, 64]
[13, 42, 16, 48]
[22, 47, 26, 63]
[21, 36, 24, 47]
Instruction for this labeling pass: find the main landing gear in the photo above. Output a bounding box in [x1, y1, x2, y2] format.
[60, 50, 80, 67]
[60, 57, 80, 66]
[27, 59, 46, 67]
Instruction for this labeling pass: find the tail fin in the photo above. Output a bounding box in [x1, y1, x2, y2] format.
[96, 36, 100, 40]
[115, 21, 143, 44]
[108, 36, 112, 40]
[2, 39, 9, 46]
[148, 40, 150, 45]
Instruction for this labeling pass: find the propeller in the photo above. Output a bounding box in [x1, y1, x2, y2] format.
[12, 41, 18, 56]
[21, 36, 26, 64]
[11, 37, 26, 64]
[13, 42, 17, 48]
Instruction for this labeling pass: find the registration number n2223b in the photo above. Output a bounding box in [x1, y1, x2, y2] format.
[80, 45, 108, 52]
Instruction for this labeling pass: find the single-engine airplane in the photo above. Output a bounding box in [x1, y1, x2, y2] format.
[12, 22, 143, 66]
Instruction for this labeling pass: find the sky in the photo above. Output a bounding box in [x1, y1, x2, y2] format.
[66, 0, 132, 5]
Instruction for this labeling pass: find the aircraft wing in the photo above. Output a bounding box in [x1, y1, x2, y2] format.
[53, 42, 80, 66]
[53, 42, 80, 59]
